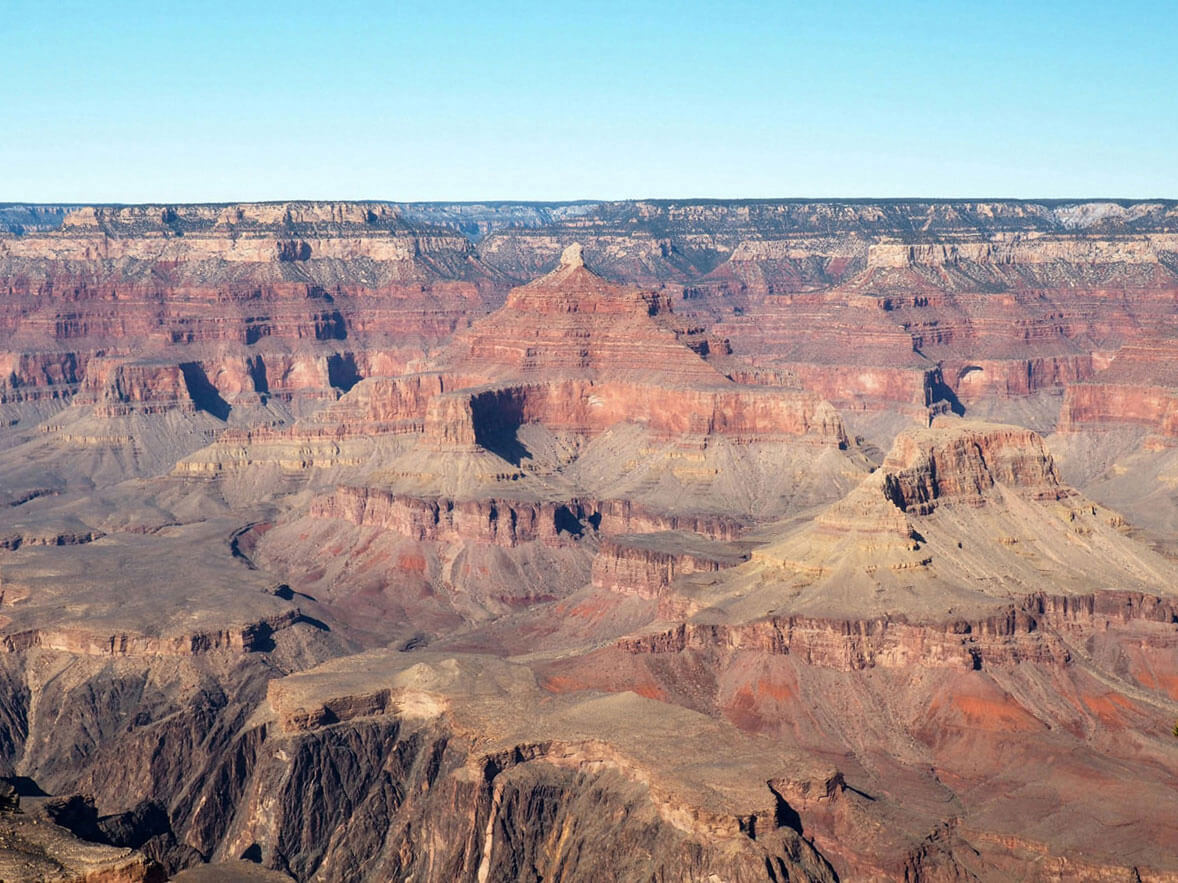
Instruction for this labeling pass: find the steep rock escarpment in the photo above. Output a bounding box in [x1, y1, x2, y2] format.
[0, 202, 497, 484]
[0, 619, 344, 876]
[1059, 337, 1178, 446]
[878, 423, 1065, 513]
[422, 380, 848, 450]
[10, 198, 1175, 446]
[615, 589, 1177, 671]
[310, 489, 602, 549]
[214, 653, 840, 883]
[591, 533, 749, 601]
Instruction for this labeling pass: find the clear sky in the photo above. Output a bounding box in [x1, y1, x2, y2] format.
[3, 0, 1176, 202]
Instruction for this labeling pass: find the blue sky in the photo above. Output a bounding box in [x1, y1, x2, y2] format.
[3, 0, 1175, 201]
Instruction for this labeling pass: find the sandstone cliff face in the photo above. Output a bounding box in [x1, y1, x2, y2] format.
[475, 199, 1178, 284]
[75, 359, 195, 417]
[421, 380, 849, 450]
[591, 534, 748, 600]
[1059, 338, 1178, 445]
[310, 487, 597, 549]
[6, 198, 1177, 440]
[616, 589, 1176, 671]
[13, 201, 476, 267]
[709, 280, 1160, 419]
[409, 247, 852, 455]
[700, 234, 1176, 417]
[866, 232, 1178, 269]
[879, 423, 1063, 513]
[0, 351, 86, 403]
[309, 487, 751, 550]
[0, 201, 497, 479]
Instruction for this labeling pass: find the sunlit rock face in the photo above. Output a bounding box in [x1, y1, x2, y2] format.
[1, 200, 1177, 880]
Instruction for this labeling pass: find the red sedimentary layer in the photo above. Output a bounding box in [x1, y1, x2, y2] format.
[201, 251, 851, 458]
[311, 486, 748, 546]
[943, 354, 1102, 398]
[707, 236, 1178, 410]
[443, 253, 706, 380]
[216, 373, 450, 446]
[0, 203, 493, 419]
[310, 489, 592, 548]
[1059, 338, 1178, 443]
[0, 351, 87, 403]
[74, 358, 193, 416]
[421, 379, 847, 449]
[616, 591, 1177, 671]
[403, 250, 853, 447]
[878, 425, 1064, 514]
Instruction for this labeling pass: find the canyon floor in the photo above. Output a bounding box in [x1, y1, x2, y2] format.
[0, 200, 1176, 881]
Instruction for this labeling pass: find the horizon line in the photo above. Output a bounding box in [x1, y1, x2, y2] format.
[3, 196, 1178, 209]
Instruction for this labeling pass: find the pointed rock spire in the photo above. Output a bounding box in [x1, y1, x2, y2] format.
[560, 242, 585, 269]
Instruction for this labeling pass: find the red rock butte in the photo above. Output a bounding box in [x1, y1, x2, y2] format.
[421, 242, 848, 454]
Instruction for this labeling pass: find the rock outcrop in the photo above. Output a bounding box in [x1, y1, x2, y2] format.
[420, 244, 849, 450]
[720, 419, 1178, 621]
[234, 652, 840, 882]
[310, 488, 599, 549]
[591, 532, 749, 600]
[878, 423, 1064, 513]
[616, 589, 1177, 671]
[0, 800, 163, 882]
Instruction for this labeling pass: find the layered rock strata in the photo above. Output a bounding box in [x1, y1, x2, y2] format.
[1059, 337, 1178, 445]
[3, 201, 1178, 881]
[231, 652, 840, 882]
[591, 532, 749, 600]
